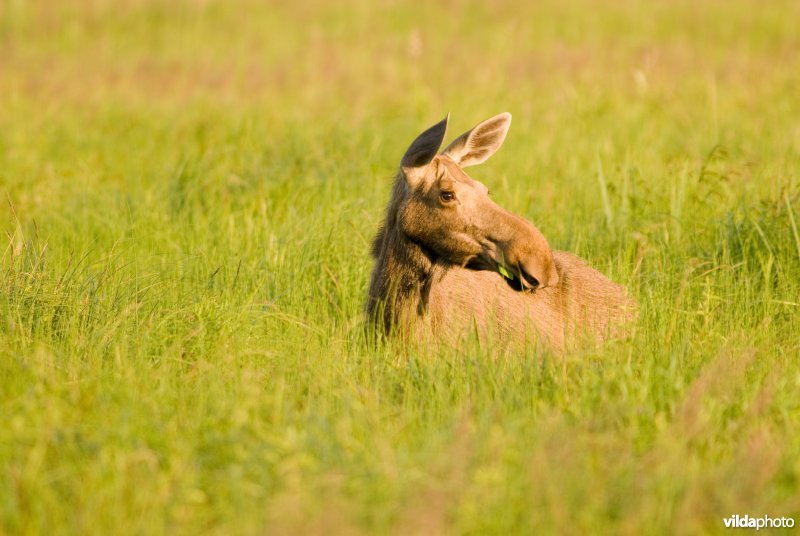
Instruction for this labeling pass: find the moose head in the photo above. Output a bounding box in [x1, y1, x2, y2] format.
[396, 113, 559, 291]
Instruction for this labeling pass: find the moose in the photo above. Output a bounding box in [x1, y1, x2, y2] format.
[366, 113, 634, 350]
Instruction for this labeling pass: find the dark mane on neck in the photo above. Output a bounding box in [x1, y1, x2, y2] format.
[366, 174, 437, 332]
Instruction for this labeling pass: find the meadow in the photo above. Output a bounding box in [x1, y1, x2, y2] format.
[1, 0, 799, 533]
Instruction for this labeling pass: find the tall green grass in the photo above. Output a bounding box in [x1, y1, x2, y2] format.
[2, 0, 799, 533]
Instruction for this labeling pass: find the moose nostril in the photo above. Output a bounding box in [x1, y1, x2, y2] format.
[518, 268, 539, 289]
[523, 274, 539, 289]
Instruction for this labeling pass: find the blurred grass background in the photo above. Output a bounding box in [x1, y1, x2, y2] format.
[1, 0, 799, 534]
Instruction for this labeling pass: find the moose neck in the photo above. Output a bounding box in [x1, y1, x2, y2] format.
[367, 177, 438, 332]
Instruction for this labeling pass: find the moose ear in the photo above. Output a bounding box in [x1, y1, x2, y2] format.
[442, 112, 511, 168]
[401, 115, 449, 169]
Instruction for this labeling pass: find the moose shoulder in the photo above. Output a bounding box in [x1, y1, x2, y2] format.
[366, 113, 635, 350]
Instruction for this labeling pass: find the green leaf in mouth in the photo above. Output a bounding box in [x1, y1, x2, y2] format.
[497, 264, 515, 280]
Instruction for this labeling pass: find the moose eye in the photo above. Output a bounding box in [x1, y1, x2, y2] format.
[440, 191, 455, 203]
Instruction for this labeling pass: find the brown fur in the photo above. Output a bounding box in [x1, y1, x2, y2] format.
[366, 114, 635, 350]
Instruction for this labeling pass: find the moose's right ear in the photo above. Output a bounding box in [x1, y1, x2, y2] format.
[400, 115, 449, 169]
[442, 112, 511, 168]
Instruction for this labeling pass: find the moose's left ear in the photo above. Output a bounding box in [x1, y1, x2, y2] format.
[401, 115, 449, 169]
[442, 112, 511, 168]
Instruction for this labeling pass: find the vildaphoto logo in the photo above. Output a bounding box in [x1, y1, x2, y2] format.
[723, 514, 795, 530]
